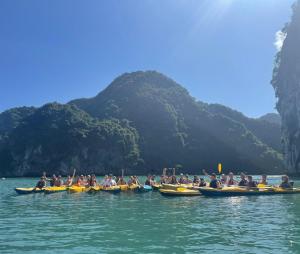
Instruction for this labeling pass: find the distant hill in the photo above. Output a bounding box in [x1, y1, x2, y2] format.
[259, 113, 281, 125]
[206, 104, 282, 152]
[0, 71, 284, 176]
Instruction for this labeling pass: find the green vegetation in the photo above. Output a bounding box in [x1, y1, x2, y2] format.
[0, 71, 284, 176]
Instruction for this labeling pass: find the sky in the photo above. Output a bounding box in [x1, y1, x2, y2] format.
[0, 0, 295, 117]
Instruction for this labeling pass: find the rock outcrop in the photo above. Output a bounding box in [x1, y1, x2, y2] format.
[272, 1, 300, 173]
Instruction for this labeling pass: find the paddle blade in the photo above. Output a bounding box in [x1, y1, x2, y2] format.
[218, 163, 222, 174]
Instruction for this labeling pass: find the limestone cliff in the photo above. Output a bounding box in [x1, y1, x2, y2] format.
[272, 1, 300, 173]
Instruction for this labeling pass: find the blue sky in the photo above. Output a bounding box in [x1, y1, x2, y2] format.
[0, 0, 295, 117]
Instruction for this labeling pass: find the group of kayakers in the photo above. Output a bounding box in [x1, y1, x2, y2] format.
[35, 173, 156, 189]
[207, 172, 293, 189]
[35, 171, 294, 190]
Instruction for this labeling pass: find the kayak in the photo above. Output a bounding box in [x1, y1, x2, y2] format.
[199, 187, 300, 197]
[15, 187, 45, 195]
[101, 186, 121, 194]
[128, 184, 139, 191]
[118, 185, 129, 191]
[161, 183, 194, 190]
[44, 186, 68, 194]
[152, 183, 162, 191]
[134, 185, 153, 193]
[159, 188, 201, 196]
[87, 186, 101, 193]
[68, 186, 88, 193]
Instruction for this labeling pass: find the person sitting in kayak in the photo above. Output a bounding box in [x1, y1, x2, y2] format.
[185, 174, 192, 184]
[259, 175, 268, 185]
[35, 177, 46, 189]
[77, 175, 85, 186]
[133, 176, 141, 186]
[168, 175, 179, 185]
[54, 175, 64, 187]
[64, 175, 73, 186]
[89, 174, 98, 187]
[193, 176, 200, 185]
[117, 176, 127, 185]
[128, 176, 136, 186]
[50, 174, 57, 187]
[105, 174, 117, 187]
[279, 175, 293, 189]
[209, 173, 220, 188]
[220, 174, 227, 185]
[160, 175, 167, 184]
[226, 172, 237, 186]
[238, 173, 248, 187]
[145, 175, 153, 186]
[199, 178, 207, 187]
[246, 175, 257, 189]
[178, 173, 185, 184]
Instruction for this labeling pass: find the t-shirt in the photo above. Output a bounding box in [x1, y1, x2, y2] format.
[209, 179, 218, 188]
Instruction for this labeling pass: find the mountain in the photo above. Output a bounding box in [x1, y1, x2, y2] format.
[70, 71, 283, 174]
[271, 0, 300, 174]
[206, 104, 282, 152]
[0, 103, 140, 176]
[259, 113, 281, 125]
[0, 71, 283, 177]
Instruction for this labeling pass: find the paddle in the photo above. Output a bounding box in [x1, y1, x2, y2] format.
[69, 169, 76, 187]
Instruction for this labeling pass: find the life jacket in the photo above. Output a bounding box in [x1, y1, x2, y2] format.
[36, 180, 45, 189]
[248, 181, 257, 188]
[238, 179, 248, 187]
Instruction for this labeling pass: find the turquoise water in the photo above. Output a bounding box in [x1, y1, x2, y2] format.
[1, 176, 300, 253]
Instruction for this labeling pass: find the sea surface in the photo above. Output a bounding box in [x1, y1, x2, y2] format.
[1, 176, 300, 254]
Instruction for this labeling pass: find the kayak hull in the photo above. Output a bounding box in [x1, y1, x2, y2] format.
[101, 186, 121, 194]
[152, 184, 162, 191]
[44, 186, 68, 194]
[128, 184, 139, 191]
[199, 187, 300, 197]
[159, 188, 201, 196]
[119, 185, 129, 191]
[87, 186, 101, 193]
[68, 186, 88, 193]
[134, 185, 153, 193]
[15, 188, 44, 195]
[161, 184, 194, 190]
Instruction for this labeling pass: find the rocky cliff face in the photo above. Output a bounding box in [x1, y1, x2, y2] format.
[272, 1, 300, 173]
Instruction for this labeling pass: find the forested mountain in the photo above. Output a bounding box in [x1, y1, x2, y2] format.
[272, 0, 300, 174]
[0, 71, 283, 176]
[206, 104, 282, 152]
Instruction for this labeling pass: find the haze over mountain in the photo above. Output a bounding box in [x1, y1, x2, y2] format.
[272, 0, 300, 174]
[0, 71, 283, 177]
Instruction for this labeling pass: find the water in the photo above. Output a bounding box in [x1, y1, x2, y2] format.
[1, 176, 300, 253]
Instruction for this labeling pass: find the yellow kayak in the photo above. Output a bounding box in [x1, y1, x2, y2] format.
[128, 184, 139, 191]
[68, 186, 88, 193]
[159, 187, 201, 196]
[152, 183, 162, 191]
[100, 186, 121, 193]
[118, 185, 129, 191]
[161, 183, 194, 190]
[44, 186, 68, 194]
[87, 186, 101, 193]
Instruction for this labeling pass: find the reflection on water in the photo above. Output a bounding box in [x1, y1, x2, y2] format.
[1, 177, 300, 253]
